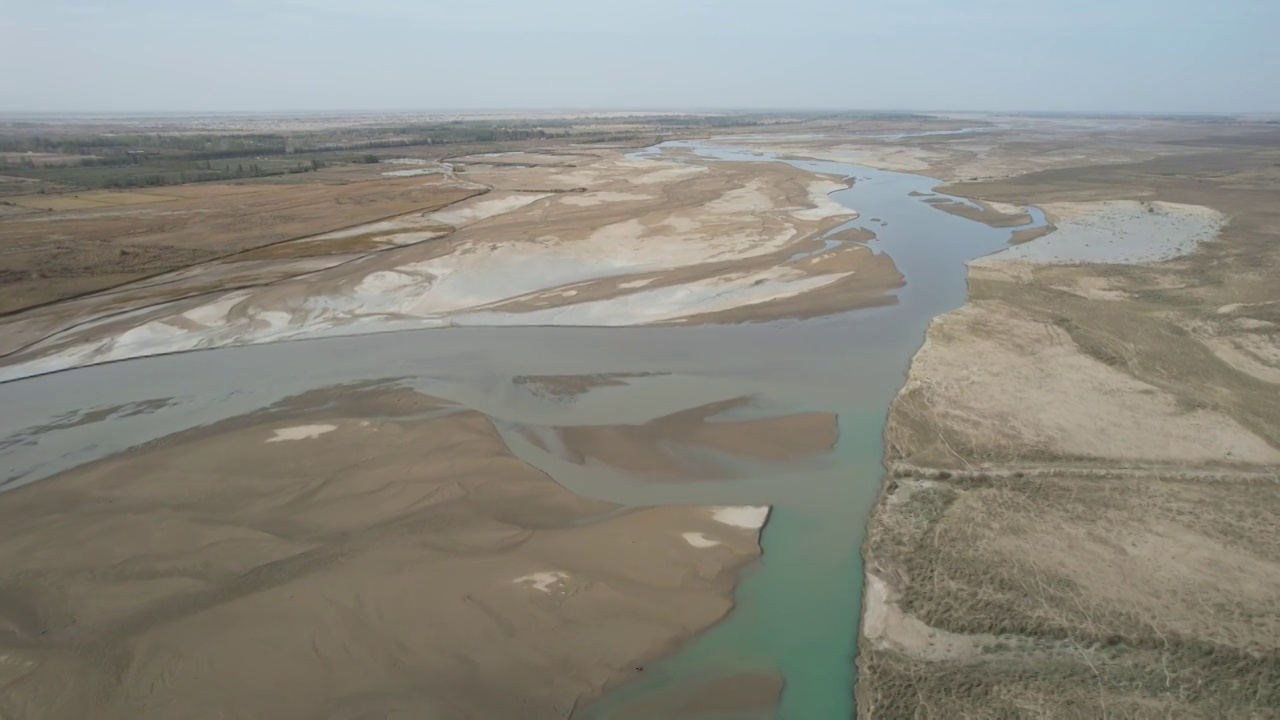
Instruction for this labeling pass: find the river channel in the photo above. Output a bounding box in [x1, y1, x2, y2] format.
[0, 141, 1044, 718]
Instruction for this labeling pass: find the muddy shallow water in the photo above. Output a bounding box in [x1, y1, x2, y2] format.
[0, 142, 1041, 718]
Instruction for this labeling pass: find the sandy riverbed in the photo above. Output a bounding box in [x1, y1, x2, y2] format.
[0, 382, 786, 719]
[0, 147, 897, 382]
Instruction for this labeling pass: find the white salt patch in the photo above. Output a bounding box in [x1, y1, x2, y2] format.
[266, 424, 337, 443]
[682, 532, 721, 549]
[3, 255, 847, 380]
[426, 193, 549, 227]
[513, 571, 568, 593]
[617, 278, 654, 289]
[390, 249, 632, 314]
[108, 320, 206, 358]
[308, 212, 451, 242]
[456, 270, 848, 326]
[355, 269, 428, 296]
[182, 292, 248, 325]
[862, 573, 981, 660]
[711, 506, 770, 529]
[978, 201, 1224, 266]
[792, 181, 858, 221]
[984, 200, 1027, 217]
[249, 309, 293, 330]
[350, 217, 817, 319]
[862, 574, 891, 640]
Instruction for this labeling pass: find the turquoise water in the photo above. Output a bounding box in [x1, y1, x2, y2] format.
[0, 142, 1043, 719]
[581, 406, 890, 719]
[582, 142, 1043, 719]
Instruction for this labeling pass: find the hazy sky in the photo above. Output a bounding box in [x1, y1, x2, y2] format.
[3, 0, 1276, 113]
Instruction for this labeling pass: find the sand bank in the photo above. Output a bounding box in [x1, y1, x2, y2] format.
[0, 148, 894, 382]
[924, 197, 1032, 227]
[544, 397, 838, 479]
[0, 384, 770, 719]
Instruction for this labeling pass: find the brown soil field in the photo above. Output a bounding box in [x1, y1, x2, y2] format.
[858, 123, 1280, 718]
[0, 172, 483, 315]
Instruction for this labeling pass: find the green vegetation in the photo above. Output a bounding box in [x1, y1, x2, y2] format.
[0, 112, 849, 191]
[0, 157, 329, 190]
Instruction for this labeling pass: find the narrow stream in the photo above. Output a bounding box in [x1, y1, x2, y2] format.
[0, 142, 1043, 718]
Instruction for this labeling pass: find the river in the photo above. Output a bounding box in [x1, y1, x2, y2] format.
[0, 141, 1043, 718]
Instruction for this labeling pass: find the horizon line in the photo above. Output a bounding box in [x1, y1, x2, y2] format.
[2, 107, 1277, 119]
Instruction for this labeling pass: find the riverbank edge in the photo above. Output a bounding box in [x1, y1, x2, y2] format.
[573, 506, 775, 717]
[851, 182, 1280, 717]
[849, 175, 1027, 713]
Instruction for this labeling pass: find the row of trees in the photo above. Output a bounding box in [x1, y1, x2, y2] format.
[2, 121, 591, 164]
[0, 133, 285, 155]
[98, 161, 326, 188]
